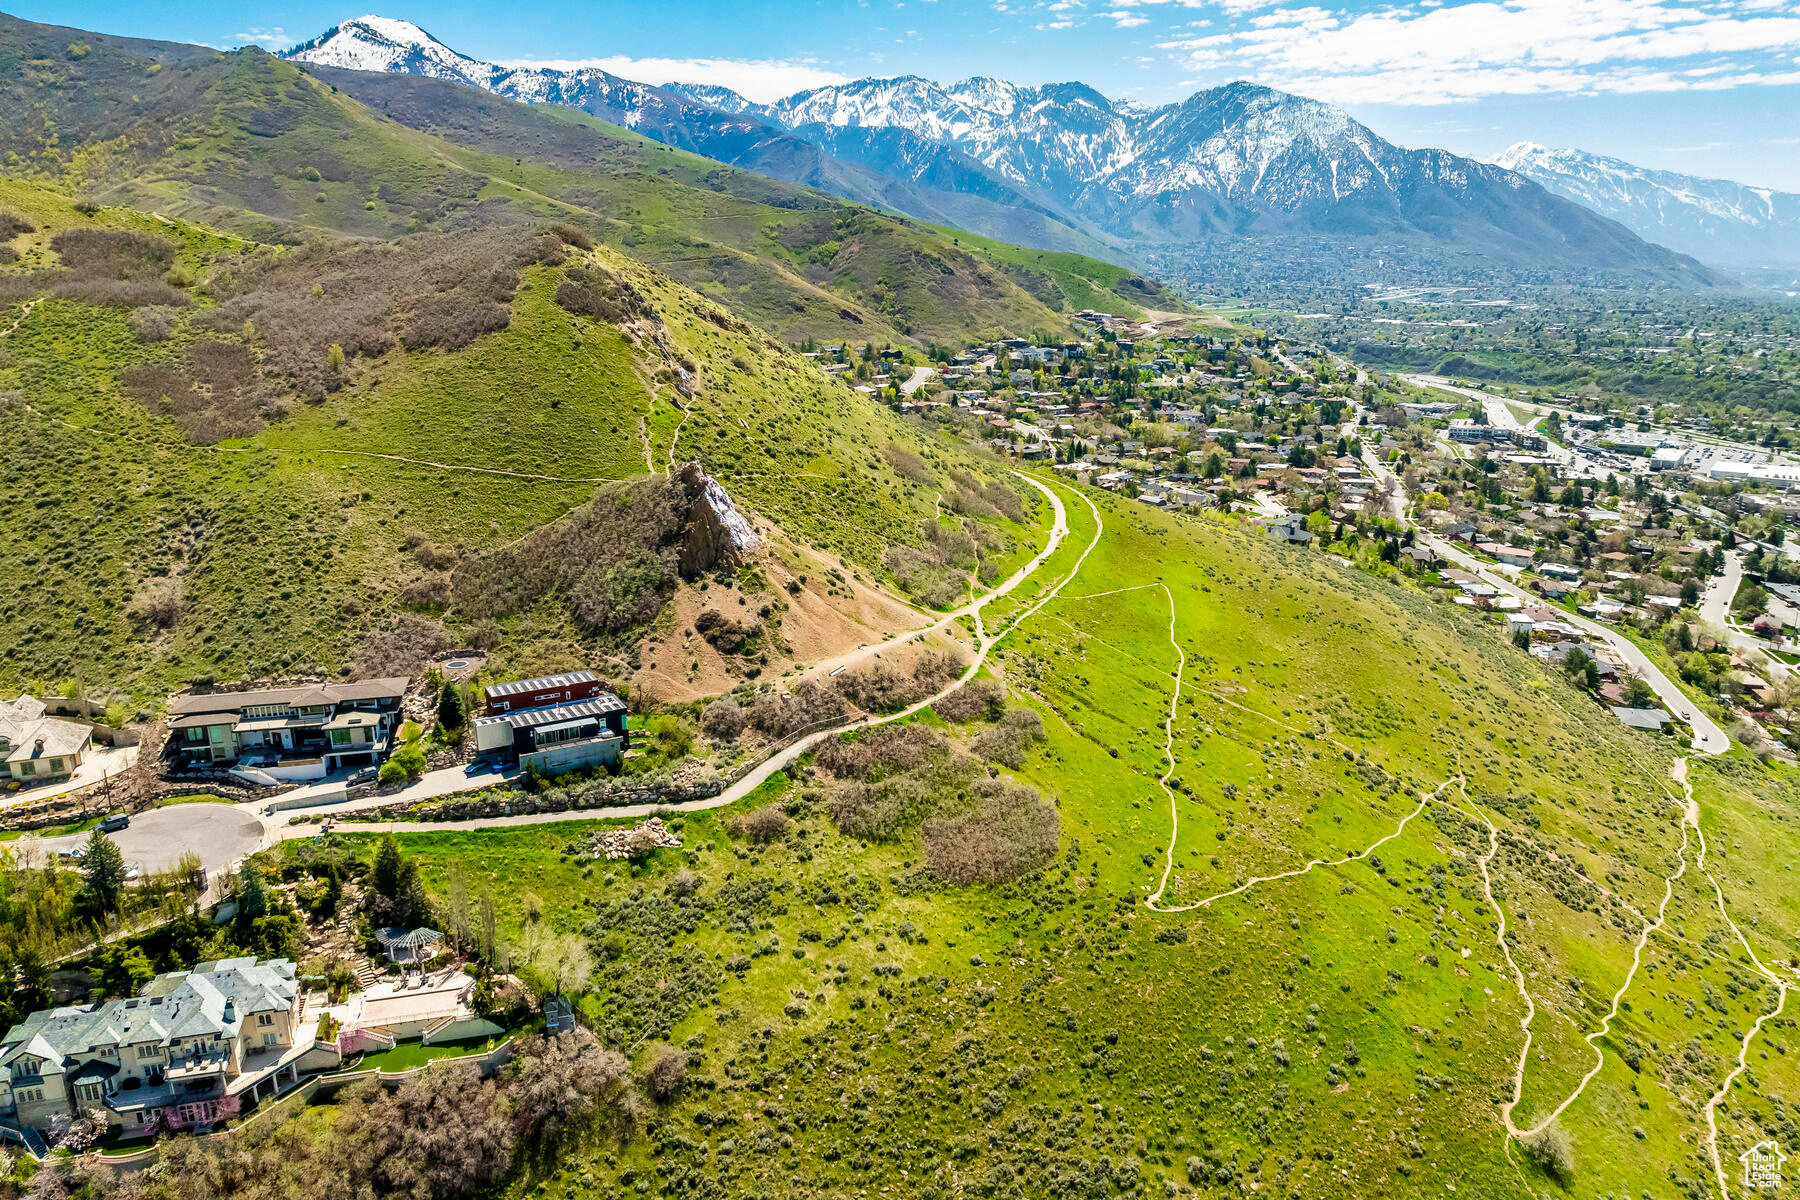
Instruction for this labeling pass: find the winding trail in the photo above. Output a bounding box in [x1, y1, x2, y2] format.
[0, 298, 37, 339]
[1683, 757, 1794, 1199]
[1110, 577, 1456, 915]
[270, 474, 1106, 838]
[1500, 777, 1693, 1139]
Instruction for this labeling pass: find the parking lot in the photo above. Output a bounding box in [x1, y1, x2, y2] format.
[21, 804, 265, 877]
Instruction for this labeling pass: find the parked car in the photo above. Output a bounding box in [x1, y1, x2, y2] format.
[464, 758, 500, 777]
[347, 767, 378, 786]
[98, 812, 130, 833]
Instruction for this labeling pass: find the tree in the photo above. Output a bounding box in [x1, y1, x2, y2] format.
[445, 866, 472, 953]
[372, 835, 405, 900]
[82, 830, 126, 913]
[237, 862, 269, 922]
[436, 682, 467, 732]
[1620, 678, 1659, 708]
[95, 943, 154, 998]
[1521, 1117, 1575, 1182]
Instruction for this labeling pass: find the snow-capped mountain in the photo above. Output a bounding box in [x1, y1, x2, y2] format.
[282, 17, 1703, 282]
[286, 16, 756, 139]
[281, 18, 1085, 254]
[1494, 143, 1800, 269]
[712, 75, 1691, 275]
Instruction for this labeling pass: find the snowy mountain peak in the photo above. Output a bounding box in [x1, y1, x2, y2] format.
[275, 15, 1703, 279]
[284, 14, 496, 85]
[1491, 143, 1800, 268]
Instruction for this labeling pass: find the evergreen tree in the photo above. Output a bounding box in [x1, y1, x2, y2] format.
[437, 681, 467, 731]
[372, 834, 405, 899]
[82, 830, 126, 913]
[238, 862, 268, 922]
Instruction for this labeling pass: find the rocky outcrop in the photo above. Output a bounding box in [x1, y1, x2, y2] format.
[678, 461, 760, 576]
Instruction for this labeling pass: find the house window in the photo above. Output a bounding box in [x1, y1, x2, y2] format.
[263, 1033, 277, 1047]
[49, 758, 63, 773]
[329, 729, 351, 747]
[258, 1013, 274, 1026]
[17, 762, 31, 777]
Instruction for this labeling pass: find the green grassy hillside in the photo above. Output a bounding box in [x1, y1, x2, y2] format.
[253, 482, 1800, 1200]
[0, 12, 1181, 349]
[0, 176, 1036, 701]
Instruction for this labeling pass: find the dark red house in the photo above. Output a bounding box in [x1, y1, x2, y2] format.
[482, 670, 605, 716]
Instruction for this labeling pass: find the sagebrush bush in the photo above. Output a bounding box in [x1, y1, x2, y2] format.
[924, 778, 1059, 885]
[453, 475, 687, 634]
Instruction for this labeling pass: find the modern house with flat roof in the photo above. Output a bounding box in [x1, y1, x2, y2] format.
[0, 957, 338, 1141]
[482, 670, 606, 716]
[165, 678, 408, 782]
[473, 694, 629, 776]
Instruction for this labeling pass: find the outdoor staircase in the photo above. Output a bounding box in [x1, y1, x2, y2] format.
[353, 962, 381, 990]
[420, 1014, 460, 1043]
[20, 1129, 47, 1159]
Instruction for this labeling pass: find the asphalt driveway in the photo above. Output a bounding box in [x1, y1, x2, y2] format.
[23, 804, 264, 877]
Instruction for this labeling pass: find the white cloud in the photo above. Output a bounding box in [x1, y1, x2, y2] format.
[501, 55, 851, 102]
[1157, 0, 1800, 104]
[232, 27, 292, 48]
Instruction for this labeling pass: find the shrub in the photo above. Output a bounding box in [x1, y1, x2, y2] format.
[748, 680, 845, 739]
[816, 724, 946, 781]
[128, 305, 177, 342]
[555, 265, 656, 326]
[923, 778, 1060, 885]
[548, 222, 595, 251]
[1520, 1118, 1574, 1181]
[125, 577, 183, 631]
[701, 698, 745, 741]
[931, 680, 1005, 724]
[50, 228, 174, 278]
[972, 707, 1046, 769]
[732, 805, 789, 844]
[452, 475, 688, 634]
[379, 741, 428, 784]
[354, 615, 451, 679]
[643, 1045, 688, 1103]
[0, 210, 35, 239]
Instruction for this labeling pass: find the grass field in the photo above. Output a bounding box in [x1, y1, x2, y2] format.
[254, 478, 1800, 1199]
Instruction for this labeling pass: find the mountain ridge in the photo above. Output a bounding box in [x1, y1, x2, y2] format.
[1493, 141, 1800, 270]
[280, 17, 1709, 286]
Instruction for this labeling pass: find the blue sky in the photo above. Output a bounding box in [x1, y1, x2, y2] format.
[21, 0, 1800, 190]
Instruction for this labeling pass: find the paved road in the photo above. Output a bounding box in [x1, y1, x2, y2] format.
[21, 804, 265, 876]
[1426, 536, 1730, 754]
[899, 365, 936, 396]
[1697, 550, 1792, 681]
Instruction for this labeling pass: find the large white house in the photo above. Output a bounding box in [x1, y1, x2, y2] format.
[0, 957, 339, 1139]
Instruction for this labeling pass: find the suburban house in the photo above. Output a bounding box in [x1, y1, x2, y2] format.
[482, 670, 607, 716]
[0, 695, 92, 785]
[165, 678, 408, 782]
[473, 697, 630, 775]
[0, 957, 337, 1140]
[1268, 516, 1313, 544]
[1, 955, 502, 1145]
